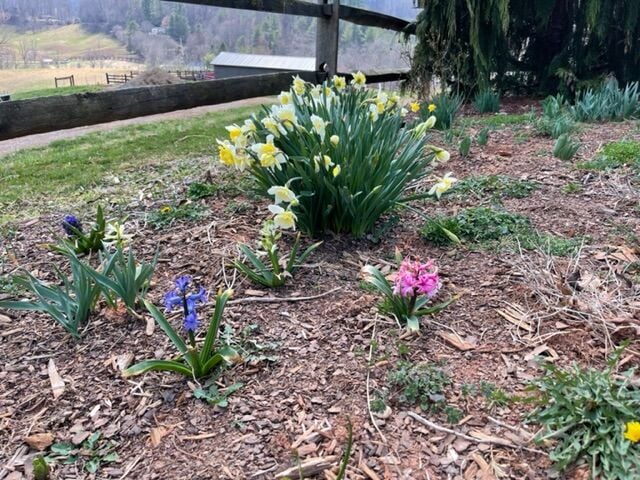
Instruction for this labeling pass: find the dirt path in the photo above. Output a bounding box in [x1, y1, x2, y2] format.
[0, 96, 272, 157]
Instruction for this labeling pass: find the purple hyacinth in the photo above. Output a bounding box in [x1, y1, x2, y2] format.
[62, 214, 83, 236]
[164, 276, 208, 333]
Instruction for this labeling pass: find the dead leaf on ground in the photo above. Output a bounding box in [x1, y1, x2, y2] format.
[438, 331, 477, 351]
[150, 426, 168, 448]
[24, 433, 54, 450]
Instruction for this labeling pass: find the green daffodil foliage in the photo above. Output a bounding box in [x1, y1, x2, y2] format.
[123, 277, 240, 379]
[215, 73, 449, 237]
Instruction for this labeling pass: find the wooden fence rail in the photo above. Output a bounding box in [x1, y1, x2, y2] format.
[0, 71, 322, 141]
[54, 75, 75, 88]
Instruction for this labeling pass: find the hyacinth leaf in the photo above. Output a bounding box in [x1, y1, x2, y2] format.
[414, 295, 458, 316]
[286, 234, 323, 273]
[199, 289, 232, 364]
[184, 349, 202, 377]
[363, 265, 394, 297]
[406, 316, 420, 332]
[233, 244, 279, 287]
[122, 359, 193, 378]
[144, 299, 188, 355]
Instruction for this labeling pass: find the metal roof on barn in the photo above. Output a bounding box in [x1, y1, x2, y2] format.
[211, 52, 316, 71]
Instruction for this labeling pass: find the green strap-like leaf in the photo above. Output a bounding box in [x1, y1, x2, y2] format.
[199, 290, 231, 364]
[122, 359, 193, 378]
[144, 300, 188, 355]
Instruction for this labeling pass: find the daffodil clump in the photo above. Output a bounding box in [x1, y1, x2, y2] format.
[215, 73, 448, 237]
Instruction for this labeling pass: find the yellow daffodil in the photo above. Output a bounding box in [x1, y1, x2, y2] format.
[389, 92, 400, 105]
[351, 71, 366, 88]
[292, 75, 306, 95]
[428, 145, 451, 163]
[625, 422, 640, 443]
[217, 139, 237, 167]
[225, 124, 242, 141]
[376, 101, 385, 114]
[251, 135, 286, 169]
[428, 103, 437, 113]
[278, 91, 292, 105]
[160, 206, 172, 214]
[332, 75, 346, 91]
[261, 116, 285, 138]
[428, 172, 457, 199]
[275, 104, 298, 130]
[330, 135, 340, 146]
[310, 114, 329, 139]
[324, 86, 334, 99]
[268, 204, 297, 230]
[332, 165, 341, 177]
[268, 185, 298, 205]
[410, 102, 421, 113]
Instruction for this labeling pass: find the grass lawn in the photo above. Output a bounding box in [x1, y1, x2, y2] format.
[0, 105, 256, 225]
[10, 85, 105, 100]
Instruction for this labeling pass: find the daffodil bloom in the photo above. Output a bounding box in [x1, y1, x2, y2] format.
[625, 422, 640, 443]
[324, 86, 334, 99]
[252, 135, 286, 169]
[332, 75, 346, 91]
[278, 91, 292, 105]
[414, 116, 437, 137]
[268, 185, 298, 205]
[428, 145, 451, 163]
[226, 124, 242, 141]
[268, 204, 297, 230]
[389, 92, 400, 105]
[428, 172, 457, 199]
[160, 206, 172, 214]
[330, 135, 340, 146]
[310, 85, 322, 100]
[261, 116, 286, 138]
[292, 75, 306, 96]
[310, 114, 329, 140]
[410, 102, 421, 113]
[319, 154, 334, 170]
[274, 104, 298, 130]
[369, 103, 379, 122]
[400, 108, 408, 117]
[332, 165, 341, 177]
[428, 103, 437, 112]
[241, 119, 257, 134]
[351, 71, 366, 88]
[217, 139, 237, 167]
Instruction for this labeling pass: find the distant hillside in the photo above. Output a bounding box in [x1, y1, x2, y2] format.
[0, 24, 130, 65]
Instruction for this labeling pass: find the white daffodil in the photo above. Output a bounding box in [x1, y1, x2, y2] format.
[310, 114, 329, 140]
[351, 71, 366, 89]
[278, 91, 292, 105]
[268, 185, 298, 205]
[428, 145, 451, 163]
[225, 124, 242, 141]
[414, 116, 437, 137]
[241, 119, 257, 134]
[274, 104, 298, 130]
[251, 135, 287, 170]
[261, 116, 287, 138]
[428, 172, 458, 199]
[369, 103, 379, 122]
[332, 165, 341, 178]
[268, 204, 297, 230]
[332, 75, 346, 91]
[330, 135, 340, 146]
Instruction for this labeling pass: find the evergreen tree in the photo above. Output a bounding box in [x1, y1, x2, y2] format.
[411, 0, 640, 95]
[168, 9, 189, 43]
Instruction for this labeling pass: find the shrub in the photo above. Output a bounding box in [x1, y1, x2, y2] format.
[528, 357, 640, 479]
[215, 74, 446, 237]
[473, 90, 500, 113]
[423, 92, 464, 130]
[124, 277, 240, 379]
[553, 134, 580, 160]
[364, 258, 454, 331]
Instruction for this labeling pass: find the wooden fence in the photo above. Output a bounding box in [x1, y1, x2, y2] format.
[105, 72, 139, 85]
[0, 0, 415, 140]
[54, 75, 75, 88]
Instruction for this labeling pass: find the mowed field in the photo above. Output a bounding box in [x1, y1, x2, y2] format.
[0, 24, 139, 93]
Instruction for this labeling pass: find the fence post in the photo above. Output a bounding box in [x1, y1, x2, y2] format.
[316, 0, 339, 77]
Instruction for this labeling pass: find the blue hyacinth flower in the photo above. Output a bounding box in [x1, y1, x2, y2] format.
[62, 214, 83, 236]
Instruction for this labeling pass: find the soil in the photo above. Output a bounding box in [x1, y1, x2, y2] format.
[0, 103, 639, 480]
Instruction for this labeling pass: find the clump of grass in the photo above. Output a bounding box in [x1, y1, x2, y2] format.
[577, 140, 640, 171]
[187, 182, 219, 200]
[421, 207, 584, 256]
[460, 113, 529, 128]
[562, 182, 583, 194]
[473, 90, 500, 113]
[449, 175, 538, 200]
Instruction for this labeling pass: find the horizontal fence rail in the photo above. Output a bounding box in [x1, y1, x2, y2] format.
[168, 0, 415, 33]
[0, 71, 323, 141]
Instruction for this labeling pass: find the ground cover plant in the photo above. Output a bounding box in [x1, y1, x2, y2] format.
[1, 79, 640, 479]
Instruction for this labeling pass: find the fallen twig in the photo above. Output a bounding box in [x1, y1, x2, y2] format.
[406, 411, 547, 455]
[366, 315, 387, 443]
[227, 287, 341, 305]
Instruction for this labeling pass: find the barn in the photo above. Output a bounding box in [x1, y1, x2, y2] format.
[211, 52, 316, 79]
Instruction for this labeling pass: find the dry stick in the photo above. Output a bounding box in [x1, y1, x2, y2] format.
[406, 411, 548, 456]
[227, 287, 341, 305]
[365, 315, 387, 444]
[118, 453, 143, 480]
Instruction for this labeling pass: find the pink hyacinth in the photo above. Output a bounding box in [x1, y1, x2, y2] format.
[393, 258, 441, 298]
